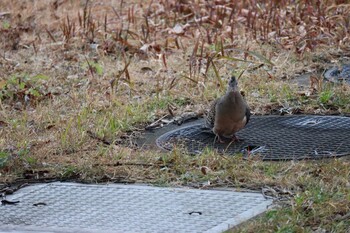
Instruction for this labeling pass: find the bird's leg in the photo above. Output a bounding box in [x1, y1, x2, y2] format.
[217, 134, 226, 143]
[231, 134, 242, 142]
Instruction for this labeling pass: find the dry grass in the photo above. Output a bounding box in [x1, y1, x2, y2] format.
[1, 0, 350, 232]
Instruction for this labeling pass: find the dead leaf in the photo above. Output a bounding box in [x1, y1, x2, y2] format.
[169, 23, 185, 35]
[200, 166, 207, 175]
[0, 120, 8, 128]
[141, 67, 153, 73]
[46, 124, 55, 130]
[167, 104, 175, 117]
[307, 75, 322, 96]
[140, 43, 151, 53]
[0, 80, 6, 89]
[201, 166, 210, 175]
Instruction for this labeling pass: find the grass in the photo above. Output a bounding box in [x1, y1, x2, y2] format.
[0, 0, 350, 232]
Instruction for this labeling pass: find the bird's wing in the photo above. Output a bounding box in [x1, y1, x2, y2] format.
[205, 98, 218, 128]
[245, 106, 251, 125]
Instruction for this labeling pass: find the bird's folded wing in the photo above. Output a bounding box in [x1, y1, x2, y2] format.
[205, 98, 218, 128]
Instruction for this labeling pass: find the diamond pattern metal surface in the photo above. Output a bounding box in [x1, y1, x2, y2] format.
[324, 64, 350, 84]
[156, 115, 350, 160]
[0, 182, 271, 233]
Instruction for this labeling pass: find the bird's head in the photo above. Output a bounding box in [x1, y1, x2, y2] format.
[227, 76, 238, 92]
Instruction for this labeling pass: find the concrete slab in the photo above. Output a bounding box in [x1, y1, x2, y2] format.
[0, 182, 272, 233]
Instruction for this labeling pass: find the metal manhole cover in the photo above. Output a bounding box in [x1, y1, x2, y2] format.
[156, 115, 350, 160]
[0, 183, 272, 233]
[324, 64, 350, 84]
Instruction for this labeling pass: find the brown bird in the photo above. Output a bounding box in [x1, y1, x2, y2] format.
[206, 76, 250, 143]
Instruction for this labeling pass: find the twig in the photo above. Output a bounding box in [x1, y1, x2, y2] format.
[84, 56, 95, 79]
[145, 114, 170, 130]
[93, 162, 155, 167]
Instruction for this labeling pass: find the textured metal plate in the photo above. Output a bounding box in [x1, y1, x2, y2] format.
[156, 115, 350, 160]
[324, 64, 350, 84]
[0, 182, 271, 233]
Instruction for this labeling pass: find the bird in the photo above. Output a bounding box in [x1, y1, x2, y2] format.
[205, 76, 251, 143]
